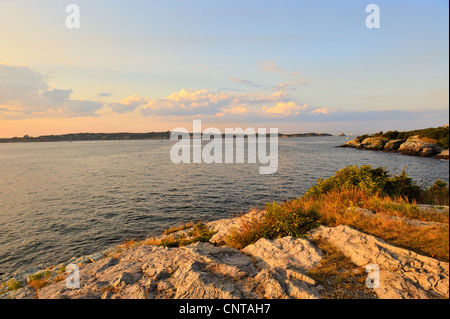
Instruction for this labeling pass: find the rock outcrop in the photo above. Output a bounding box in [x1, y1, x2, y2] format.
[435, 149, 449, 160]
[398, 136, 443, 157]
[360, 137, 389, 151]
[1, 206, 448, 300]
[308, 225, 449, 299]
[383, 139, 405, 152]
[340, 135, 448, 159]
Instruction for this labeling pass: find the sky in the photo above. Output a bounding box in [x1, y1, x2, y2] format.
[0, 0, 448, 138]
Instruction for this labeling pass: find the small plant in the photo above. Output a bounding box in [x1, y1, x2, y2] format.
[262, 201, 320, 238]
[188, 222, 217, 243]
[304, 165, 422, 202]
[226, 202, 321, 249]
[28, 272, 44, 281]
[57, 265, 66, 274]
[6, 278, 21, 291]
[160, 236, 181, 248]
[163, 222, 195, 235]
[28, 278, 49, 291]
[53, 275, 65, 283]
[420, 179, 450, 206]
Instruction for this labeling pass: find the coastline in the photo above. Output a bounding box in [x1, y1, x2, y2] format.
[1, 203, 448, 300]
[338, 135, 449, 160]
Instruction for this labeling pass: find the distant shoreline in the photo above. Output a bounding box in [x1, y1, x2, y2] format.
[0, 132, 333, 143]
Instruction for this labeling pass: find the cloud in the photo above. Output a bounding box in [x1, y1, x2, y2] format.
[263, 102, 308, 117]
[98, 92, 113, 98]
[262, 60, 285, 75]
[0, 62, 104, 118]
[272, 80, 310, 91]
[311, 107, 333, 115]
[220, 105, 249, 115]
[141, 89, 235, 117]
[109, 94, 148, 114]
[0, 61, 48, 107]
[228, 78, 262, 88]
[41, 89, 73, 101]
[135, 87, 339, 122]
[138, 88, 295, 118]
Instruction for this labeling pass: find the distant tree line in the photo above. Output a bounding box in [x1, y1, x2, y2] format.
[0, 131, 333, 143]
[0, 132, 171, 143]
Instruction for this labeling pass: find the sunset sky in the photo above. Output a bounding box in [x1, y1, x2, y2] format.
[0, 0, 448, 138]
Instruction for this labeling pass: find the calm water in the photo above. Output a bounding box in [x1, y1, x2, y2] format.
[0, 136, 448, 274]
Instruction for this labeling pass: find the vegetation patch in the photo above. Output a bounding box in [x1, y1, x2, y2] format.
[163, 222, 195, 235]
[226, 201, 320, 249]
[226, 165, 449, 261]
[307, 236, 377, 299]
[357, 126, 449, 149]
[6, 278, 21, 291]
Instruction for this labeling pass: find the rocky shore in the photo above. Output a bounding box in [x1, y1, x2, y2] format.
[339, 135, 449, 160]
[1, 206, 448, 300]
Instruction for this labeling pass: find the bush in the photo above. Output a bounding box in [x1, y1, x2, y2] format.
[188, 222, 217, 243]
[382, 130, 400, 140]
[7, 278, 21, 291]
[304, 165, 422, 201]
[420, 179, 450, 205]
[225, 202, 320, 249]
[262, 201, 321, 238]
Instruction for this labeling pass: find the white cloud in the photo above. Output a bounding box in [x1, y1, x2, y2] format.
[263, 102, 308, 117]
[138, 88, 292, 118]
[109, 94, 148, 114]
[0, 62, 104, 118]
[262, 60, 285, 75]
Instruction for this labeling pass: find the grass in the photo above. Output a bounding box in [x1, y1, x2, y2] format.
[225, 166, 449, 261]
[28, 271, 52, 293]
[307, 236, 377, 299]
[163, 222, 195, 235]
[57, 265, 66, 274]
[6, 278, 21, 291]
[112, 221, 217, 253]
[225, 201, 320, 249]
[28, 278, 50, 292]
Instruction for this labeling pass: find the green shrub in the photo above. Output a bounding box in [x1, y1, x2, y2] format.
[225, 202, 320, 249]
[58, 265, 66, 274]
[382, 130, 400, 140]
[7, 278, 21, 291]
[304, 165, 422, 201]
[188, 222, 217, 243]
[420, 179, 450, 205]
[28, 272, 44, 281]
[262, 201, 321, 238]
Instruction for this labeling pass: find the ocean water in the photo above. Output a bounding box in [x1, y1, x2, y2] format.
[0, 136, 448, 274]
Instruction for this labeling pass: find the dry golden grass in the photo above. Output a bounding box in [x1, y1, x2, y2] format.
[52, 274, 66, 283]
[226, 187, 449, 261]
[117, 238, 137, 249]
[225, 216, 266, 250]
[142, 237, 162, 246]
[28, 279, 50, 292]
[163, 222, 195, 235]
[307, 236, 377, 299]
[419, 136, 439, 144]
[304, 188, 449, 261]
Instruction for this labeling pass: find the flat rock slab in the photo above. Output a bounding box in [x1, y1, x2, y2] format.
[308, 225, 449, 299]
[35, 240, 322, 299]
